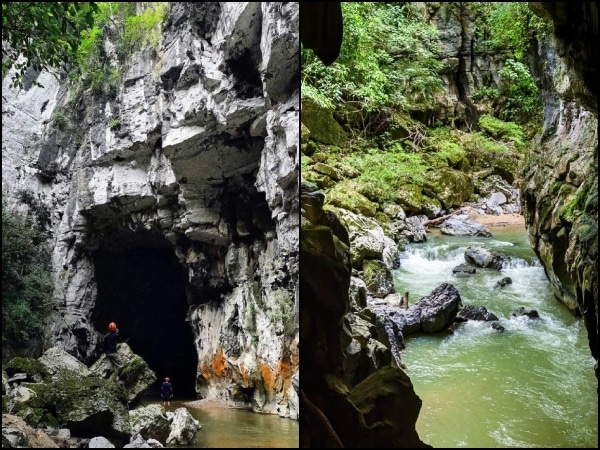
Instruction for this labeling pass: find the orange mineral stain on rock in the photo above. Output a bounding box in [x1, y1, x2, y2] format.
[212, 347, 228, 377]
[201, 360, 211, 381]
[278, 354, 292, 379]
[275, 354, 291, 395]
[259, 361, 275, 393]
[240, 364, 251, 387]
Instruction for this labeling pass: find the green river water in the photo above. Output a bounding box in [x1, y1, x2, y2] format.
[156, 399, 299, 448]
[395, 227, 598, 448]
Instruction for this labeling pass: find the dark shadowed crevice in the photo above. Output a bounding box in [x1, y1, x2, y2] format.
[226, 48, 263, 99]
[92, 230, 198, 398]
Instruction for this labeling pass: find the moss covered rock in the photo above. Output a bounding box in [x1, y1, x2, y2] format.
[304, 171, 336, 190]
[421, 195, 442, 219]
[31, 370, 131, 441]
[327, 180, 378, 217]
[396, 184, 424, 214]
[301, 99, 346, 145]
[328, 206, 398, 269]
[362, 259, 394, 298]
[4, 358, 51, 383]
[89, 343, 156, 405]
[423, 168, 474, 208]
[313, 162, 341, 181]
[301, 122, 310, 144]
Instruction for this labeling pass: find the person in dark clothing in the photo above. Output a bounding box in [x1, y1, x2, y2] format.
[161, 377, 174, 408]
[104, 322, 123, 382]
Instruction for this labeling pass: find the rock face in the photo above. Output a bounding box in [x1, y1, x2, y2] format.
[300, 181, 430, 448]
[1, 3, 299, 418]
[422, 3, 505, 129]
[523, 3, 598, 384]
[89, 344, 157, 405]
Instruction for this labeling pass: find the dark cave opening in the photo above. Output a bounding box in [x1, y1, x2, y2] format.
[92, 229, 198, 399]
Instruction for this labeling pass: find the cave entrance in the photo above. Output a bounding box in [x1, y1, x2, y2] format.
[92, 228, 198, 399]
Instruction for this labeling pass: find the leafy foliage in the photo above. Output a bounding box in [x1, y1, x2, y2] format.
[2, 203, 53, 353]
[304, 114, 528, 206]
[344, 144, 428, 202]
[485, 2, 550, 60]
[53, 110, 66, 130]
[470, 2, 548, 124]
[2, 2, 98, 88]
[71, 2, 167, 97]
[302, 2, 443, 136]
[478, 114, 525, 146]
[301, 2, 543, 214]
[122, 3, 166, 53]
[109, 115, 121, 129]
[496, 59, 541, 123]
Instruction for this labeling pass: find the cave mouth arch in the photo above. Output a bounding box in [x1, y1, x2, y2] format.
[92, 228, 198, 399]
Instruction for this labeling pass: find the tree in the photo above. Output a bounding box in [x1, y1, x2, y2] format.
[301, 2, 443, 136]
[2, 203, 53, 357]
[2, 2, 98, 88]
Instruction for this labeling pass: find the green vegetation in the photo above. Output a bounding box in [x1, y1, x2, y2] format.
[2, 2, 99, 88]
[2, 203, 53, 361]
[471, 60, 541, 125]
[485, 2, 550, 60]
[343, 143, 428, 202]
[109, 115, 122, 130]
[302, 2, 443, 136]
[306, 115, 524, 205]
[301, 2, 545, 214]
[474, 2, 548, 124]
[72, 2, 167, 97]
[4, 357, 51, 383]
[478, 114, 525, 146]
[497, 60, 541, 123]
[122, 3, 166, 52]
[54, 110, 66, 130]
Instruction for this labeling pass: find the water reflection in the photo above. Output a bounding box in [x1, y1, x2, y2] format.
[165, 400, 299, 448]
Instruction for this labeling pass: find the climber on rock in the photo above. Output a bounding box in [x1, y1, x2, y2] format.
[104, 321, 124, 382]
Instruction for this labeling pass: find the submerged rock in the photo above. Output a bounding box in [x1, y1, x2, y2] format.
[495, 276, 513, 288]
[511, 307, 540, 319]
[453, 264, 476, 274]
[455, 305, 499, 322]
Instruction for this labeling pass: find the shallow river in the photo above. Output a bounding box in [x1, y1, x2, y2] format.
[394, 226, 598, 448]
[157, 399, 299, 448]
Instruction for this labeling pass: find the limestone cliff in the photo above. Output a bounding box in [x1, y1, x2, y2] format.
[523, 2, 598, 384]
[2, 2, 299, 418]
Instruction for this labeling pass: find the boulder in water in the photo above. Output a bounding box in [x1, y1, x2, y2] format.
[464, 246, 506, 270]
[455, 305, 499, 322]
[511, 307, 540, 319]
[495, 276, 513, 288]
[453, 264, 476, 275]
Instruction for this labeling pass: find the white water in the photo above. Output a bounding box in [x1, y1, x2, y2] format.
[394, 228, 598, 448]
